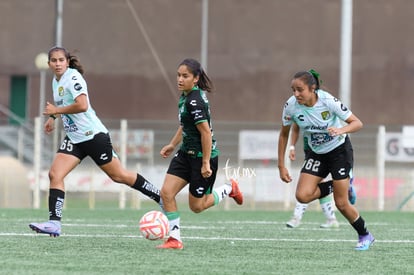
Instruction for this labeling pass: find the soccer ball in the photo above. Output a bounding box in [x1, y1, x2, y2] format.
[139, 210, 169, 240]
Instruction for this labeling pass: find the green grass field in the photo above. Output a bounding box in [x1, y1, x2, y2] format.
[1, 206, 413, 275]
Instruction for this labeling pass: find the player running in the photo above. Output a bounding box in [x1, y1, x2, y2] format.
[278, 69, 374, 250]
[29, 46, 162, 237]
[157, 58, 243, 249]
[286, 123, 357, 228]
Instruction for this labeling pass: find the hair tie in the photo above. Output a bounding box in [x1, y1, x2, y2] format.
[308, 69, 323, 85]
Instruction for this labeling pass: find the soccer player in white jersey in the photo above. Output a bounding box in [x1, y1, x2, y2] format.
[278, 69, 374, 250]
[29, 47, 162, 237]
[286, 123, 340, 229]
[285, 122, 357, 228]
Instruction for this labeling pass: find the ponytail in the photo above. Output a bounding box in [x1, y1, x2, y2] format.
[308, 69, 322, 90]
[68, 54, 84, 75]
[179, 58, 214, 93]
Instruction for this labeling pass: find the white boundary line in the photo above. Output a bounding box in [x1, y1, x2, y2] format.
[1, 232, 414, 244]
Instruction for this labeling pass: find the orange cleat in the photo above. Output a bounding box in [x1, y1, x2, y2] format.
[156, 237, 184, 250]
[229, 178, 243, 205]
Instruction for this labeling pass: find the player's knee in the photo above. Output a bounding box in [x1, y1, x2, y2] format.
[335, 199, 349, 211]
[108, 174, 123, 183]
[160, 188, 174, 203]
[48, 169, 62, 182]
[189, 206, 203, 213]
[107, 171, 130, 184]
[296, 193, 312, 204]
[189, 202, 205, 213]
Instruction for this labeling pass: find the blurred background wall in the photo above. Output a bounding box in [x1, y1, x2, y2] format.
[1, 0, 413, 124]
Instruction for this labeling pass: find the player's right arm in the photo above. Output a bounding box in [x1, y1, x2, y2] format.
[44, 117, 55, 134]
[289, 123, 300, 161]
[278, 97, 295, 183]
[278, 124, 292, 183]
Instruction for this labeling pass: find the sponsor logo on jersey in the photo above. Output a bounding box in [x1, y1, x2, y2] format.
[189, 99, 197, 106]
[305, 124, 328, 131]
[74, 83, 82, 91]
[72, 76, 77, 80]
[64, 124, 79, 132]
[191, 109, 203, 120]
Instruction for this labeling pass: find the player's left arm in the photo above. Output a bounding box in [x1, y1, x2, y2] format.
[327, 96, 363, 136]
[196, 121, 212, 178]
[328, 113, 363, 136]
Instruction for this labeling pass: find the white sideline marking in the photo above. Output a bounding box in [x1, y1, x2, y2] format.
[6, 218, 406, 227]
[1, 232, 414, 244]
[3, 220, 414, 244]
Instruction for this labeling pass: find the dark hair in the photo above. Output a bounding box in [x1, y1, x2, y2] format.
[179, 58, 213, 92]
[48, 46, 85, 75]
[293, 69, 322, 90]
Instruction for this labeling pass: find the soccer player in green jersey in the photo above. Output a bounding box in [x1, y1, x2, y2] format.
[157, 58, 243, 249]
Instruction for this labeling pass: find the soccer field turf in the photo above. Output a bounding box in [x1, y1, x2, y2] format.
[1, 207, 413, 275]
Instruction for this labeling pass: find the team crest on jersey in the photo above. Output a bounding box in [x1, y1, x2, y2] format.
[283, 115, 291, 121]
[321, 111, 331, 120]
[58, 86, 64, 96]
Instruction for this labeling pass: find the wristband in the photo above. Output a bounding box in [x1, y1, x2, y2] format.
[49, 114, 57, 120]
[289, 145, 295, 151]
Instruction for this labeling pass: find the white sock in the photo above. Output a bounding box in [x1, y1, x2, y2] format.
[319, 196, 336, 220]
[168, 217, 181, 241]
[293, 202, 308, 220]
[212, 184, 232, 205]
